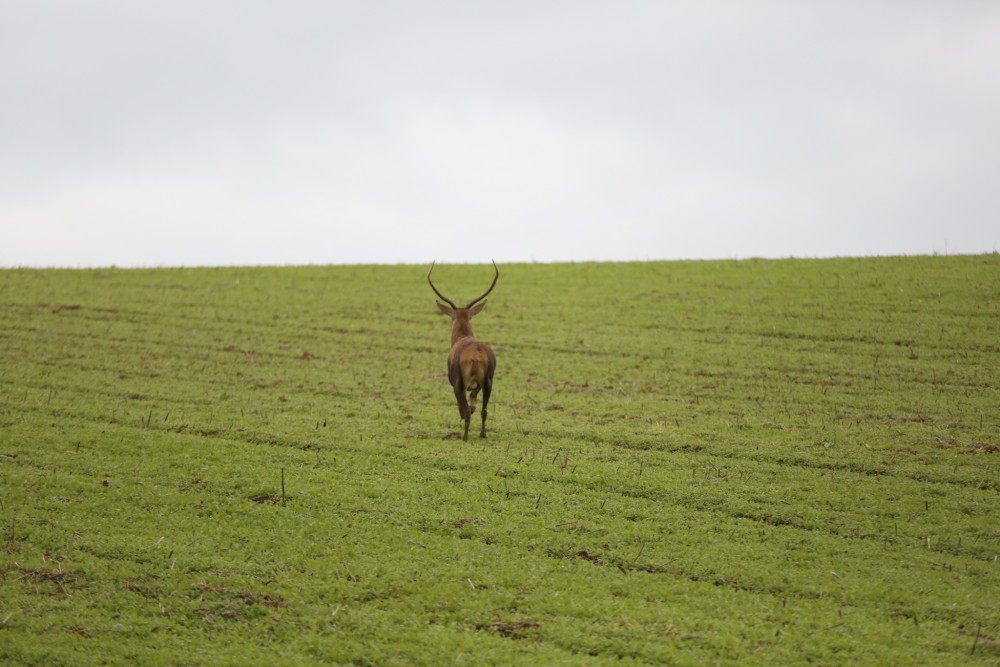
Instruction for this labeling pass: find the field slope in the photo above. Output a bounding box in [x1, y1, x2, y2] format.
[2, 256, 999, 665]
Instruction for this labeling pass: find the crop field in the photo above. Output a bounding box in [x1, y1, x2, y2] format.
[2, 255, 999, 665]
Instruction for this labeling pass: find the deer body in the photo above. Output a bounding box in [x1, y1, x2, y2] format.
[429, 263, 498, 441]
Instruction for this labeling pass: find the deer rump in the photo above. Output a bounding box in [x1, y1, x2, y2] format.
[448, 339, 496, 411]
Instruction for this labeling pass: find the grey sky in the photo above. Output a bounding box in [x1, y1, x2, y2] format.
[2, 1, 998, 267]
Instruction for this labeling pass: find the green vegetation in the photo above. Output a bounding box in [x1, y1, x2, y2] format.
[2, 256, 999, 665]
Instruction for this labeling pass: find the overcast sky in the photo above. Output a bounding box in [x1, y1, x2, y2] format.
[2, 2, 998, 268]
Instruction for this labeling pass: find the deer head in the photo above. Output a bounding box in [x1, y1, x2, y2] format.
[427, 260, 499, 344]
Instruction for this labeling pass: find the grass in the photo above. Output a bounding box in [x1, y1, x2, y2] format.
[1, 255, 999, 665]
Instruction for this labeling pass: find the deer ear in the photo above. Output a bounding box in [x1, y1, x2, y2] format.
[468, 300, 487, 317]
[436, 301, 455, 317]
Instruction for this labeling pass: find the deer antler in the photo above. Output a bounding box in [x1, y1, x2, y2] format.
[427, 262, 458, 310]
[465, 260, 499, 308]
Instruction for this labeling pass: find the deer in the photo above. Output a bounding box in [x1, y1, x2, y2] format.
[427, 261, 499, 441]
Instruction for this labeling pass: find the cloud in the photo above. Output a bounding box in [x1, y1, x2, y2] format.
[2, 2, 998, 266]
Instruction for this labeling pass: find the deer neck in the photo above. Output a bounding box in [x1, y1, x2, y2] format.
[451, 315, 475, 346]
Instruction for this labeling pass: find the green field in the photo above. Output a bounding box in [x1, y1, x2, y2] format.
[2, 256, 999, 665]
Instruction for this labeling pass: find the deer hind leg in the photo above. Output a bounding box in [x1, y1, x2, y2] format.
[465, 377, 482, 442]
[452, 379, 471, 441]
[479, 375, 492, 438]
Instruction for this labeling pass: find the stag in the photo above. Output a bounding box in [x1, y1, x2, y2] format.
[427, 261, 499, 441]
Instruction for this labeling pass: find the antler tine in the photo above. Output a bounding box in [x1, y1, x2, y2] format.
[466, 260, 500, 308]
[427, 262, 458, 309]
